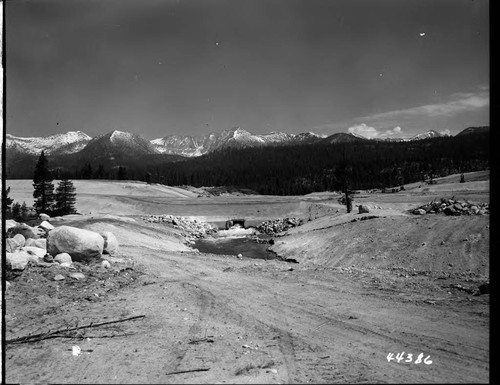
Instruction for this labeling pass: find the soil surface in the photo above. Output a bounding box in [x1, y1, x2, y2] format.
[4, 171, 489, 383]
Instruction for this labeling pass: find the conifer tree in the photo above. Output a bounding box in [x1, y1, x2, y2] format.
[54, 178, 77, 215]
[4, 186, 14, 218]
[11, 202, 21, 220]
[33, 151, 55, 214]
[20, 201, 29, 219]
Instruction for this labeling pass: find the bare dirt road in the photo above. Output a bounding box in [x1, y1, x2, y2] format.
[4, 172, 489, 383]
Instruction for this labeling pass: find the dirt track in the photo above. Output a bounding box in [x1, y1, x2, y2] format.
[4, 172, 489, 383]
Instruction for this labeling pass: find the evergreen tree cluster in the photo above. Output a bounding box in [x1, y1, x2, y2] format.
[31, 151, 77, 216]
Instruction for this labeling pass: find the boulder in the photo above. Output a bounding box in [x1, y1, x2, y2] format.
[13, 234, 26, 247]
[54, 253, 73, 264]
[414, 209, 426, 215]
[101, 231, 119, 255]
[47, 226, 105, 262]
[22, 246, 47, 259]
[7, 223, 39, 239]
[25, 238, 47, 250]
[39, 221, 55, 231]
[39, 213, 51, 221]
[53, 274, 65, 281]
[59, 262, 73, 268]
[101, 260, 111, 269]
[69, 272, 86, 281]
[6, 238, 22, 253]
[358, 205, 370, 214]
[6, 219, 19, 231]
[32, 226, 49, 238]
[6, 251, 32, 270]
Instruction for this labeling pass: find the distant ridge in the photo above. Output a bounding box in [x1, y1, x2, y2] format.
[455, 126, 489, 136]
[321, 132, 369, 144]
[150, 127, 324, 156]
[6, 126, 489, 162]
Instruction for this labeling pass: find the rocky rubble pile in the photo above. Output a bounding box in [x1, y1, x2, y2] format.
[410, 198, 489, 216]
[6, 214, 119, 275]
[257, 217, 304, 235]
[141, 214, 217, 238]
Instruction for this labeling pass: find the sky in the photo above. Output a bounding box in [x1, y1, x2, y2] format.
[5, 0, 489, 140]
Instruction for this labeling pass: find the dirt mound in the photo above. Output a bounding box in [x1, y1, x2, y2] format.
[270, 214, 489, 277]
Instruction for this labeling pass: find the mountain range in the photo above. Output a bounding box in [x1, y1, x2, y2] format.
[6, 126, 477, 160]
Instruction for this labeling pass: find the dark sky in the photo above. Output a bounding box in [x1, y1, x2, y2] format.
[6, 0, 489, 139]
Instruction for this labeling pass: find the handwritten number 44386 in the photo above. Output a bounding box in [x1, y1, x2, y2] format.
[387, 352, 432, 365]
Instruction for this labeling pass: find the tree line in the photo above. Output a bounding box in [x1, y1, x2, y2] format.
[149, 133, 489, 195]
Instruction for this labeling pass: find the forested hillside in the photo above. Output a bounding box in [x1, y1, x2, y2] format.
[156, 132, 489, 194]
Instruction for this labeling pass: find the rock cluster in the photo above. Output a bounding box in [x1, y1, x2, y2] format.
[257, 217, 304, 235]
[5, 214, 119, 272]
[410, 198, 489, 216]
[141, 215, 217, 238]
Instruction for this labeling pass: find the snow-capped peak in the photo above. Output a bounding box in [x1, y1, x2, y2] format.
[110, 130, 133, 142]
[6, 130, 92, 155]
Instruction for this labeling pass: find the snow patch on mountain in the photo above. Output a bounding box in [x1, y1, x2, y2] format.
[109, 130, 135, 143]
[150, 127, 328, 156]
[6, 131, 92, 155]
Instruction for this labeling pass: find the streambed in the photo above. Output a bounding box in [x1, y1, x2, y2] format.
[193, 226, 277, 260]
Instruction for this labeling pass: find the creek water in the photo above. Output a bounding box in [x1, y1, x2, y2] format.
[193, 228, 277, 260]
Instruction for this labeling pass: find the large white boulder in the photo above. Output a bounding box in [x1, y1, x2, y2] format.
[47, 226, 105, 262]
[101, 232, 119, 255]
[39, 213, 51, 221]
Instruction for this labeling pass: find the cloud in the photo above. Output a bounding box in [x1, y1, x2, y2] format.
[348, 123, 378, 138]
[356, 90, 489, 124]
[440, 129, 451, 136]
[348, 123, 404, 139]
[313, 88, 489, 138]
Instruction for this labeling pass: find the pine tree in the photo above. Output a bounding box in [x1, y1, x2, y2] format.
[33, 151, 55, 214]
[117, 166, 127, 180]
[20, 201, 29, 219]
[54, 178, 77, 215]
[11, 202, 21, 220]
[4, 186, 14, 218]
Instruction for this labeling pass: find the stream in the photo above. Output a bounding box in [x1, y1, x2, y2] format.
[193, 226, 278, 260]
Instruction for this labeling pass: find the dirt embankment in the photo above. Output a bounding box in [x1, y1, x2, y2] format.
[270, 213, 489, 276]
